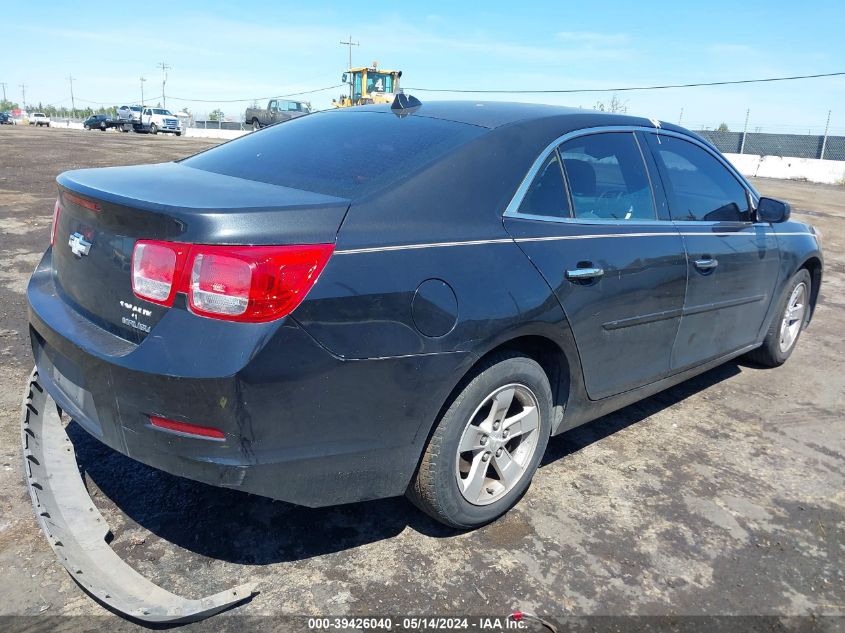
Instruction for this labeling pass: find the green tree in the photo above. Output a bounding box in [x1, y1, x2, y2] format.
[716, 122, 731, 133]
[208, 109, 224, 121]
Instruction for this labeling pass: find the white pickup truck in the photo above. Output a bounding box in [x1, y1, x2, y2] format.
[29, 113, 51, 127]
[141, 107, 182, 136]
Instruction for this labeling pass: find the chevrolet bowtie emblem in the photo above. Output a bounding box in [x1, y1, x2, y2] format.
[68, 232, 92, 257]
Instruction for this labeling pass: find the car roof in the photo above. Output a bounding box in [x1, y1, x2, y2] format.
[330, 100, 687, 134]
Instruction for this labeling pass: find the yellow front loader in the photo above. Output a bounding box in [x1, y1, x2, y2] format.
[333, 63, 403, 107]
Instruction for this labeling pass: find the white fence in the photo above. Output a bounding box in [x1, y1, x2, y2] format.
[725, 153, 845, 185]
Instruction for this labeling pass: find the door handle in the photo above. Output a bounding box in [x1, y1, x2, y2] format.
[566, 267, 604, 281]
[694, 258, 719, 271]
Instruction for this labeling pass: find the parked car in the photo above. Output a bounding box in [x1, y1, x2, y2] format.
[0, 112, 12, 125]
[26, 101, 823, 532]
[245, 98, 310, 130]
[83, 114, 116, 131]
[29, 112, 51, 127]
[117, 105, 142, 123]
[141, 107, 182, 135]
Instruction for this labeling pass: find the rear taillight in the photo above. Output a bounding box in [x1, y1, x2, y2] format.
[50, 199, 61, 246]
[132, 242, 182, 305]
[131, 241, 334, 322]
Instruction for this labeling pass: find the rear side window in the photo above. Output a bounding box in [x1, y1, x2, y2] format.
[651, 135, 750, 222]
[182, 111, 485, 198]
[517, 151, 570, 218]
[559, 132, 656, 221]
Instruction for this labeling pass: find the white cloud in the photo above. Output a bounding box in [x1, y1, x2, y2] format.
[556, 31, 631, 46]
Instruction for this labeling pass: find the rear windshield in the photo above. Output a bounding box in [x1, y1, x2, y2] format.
[181, 110, 485, 198]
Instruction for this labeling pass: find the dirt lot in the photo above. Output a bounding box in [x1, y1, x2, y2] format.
[0, 125, 843, 630]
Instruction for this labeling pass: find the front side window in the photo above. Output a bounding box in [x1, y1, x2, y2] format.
[652, 135, 750, 222]
[517, 151, 570, 218]
[558, 132, 656, 221]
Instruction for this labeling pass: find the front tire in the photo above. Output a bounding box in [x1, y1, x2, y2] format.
[408, 352, 552, 529]
[746, 268, 811, 367]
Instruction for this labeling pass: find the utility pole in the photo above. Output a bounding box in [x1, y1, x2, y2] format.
[140, 76, 146, 106]
[157, 61, 170, 108]
[739, 108, 750, 154]
[19, 84, 26, 110]
[678, 108, 684, 126]
[0, 82, 6, 103]
[68, 75, 76, 119]
[339, 36, 359, 99]
[820, 110, 831, 160]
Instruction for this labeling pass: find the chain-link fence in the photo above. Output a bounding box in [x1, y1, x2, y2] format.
[696, 130, 845, 161]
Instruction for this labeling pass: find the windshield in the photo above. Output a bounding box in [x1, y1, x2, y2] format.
[181, 110, 485, 198]
[152, 109, 172, 115]
[366, 72, 394, 94]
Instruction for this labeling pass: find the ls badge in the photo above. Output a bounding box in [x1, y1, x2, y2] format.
[68, 232, 92, 257]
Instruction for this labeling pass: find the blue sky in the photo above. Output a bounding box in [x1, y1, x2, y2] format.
[6, 0, 845, 132]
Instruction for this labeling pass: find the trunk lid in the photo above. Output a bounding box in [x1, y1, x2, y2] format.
[52, 162, 349, 342]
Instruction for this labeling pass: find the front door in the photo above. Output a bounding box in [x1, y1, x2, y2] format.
[644, 132, 780, 370]
[504, 131, 688, 400]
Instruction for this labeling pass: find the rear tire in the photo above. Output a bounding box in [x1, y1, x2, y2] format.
[407, 352, 552, 529]
[149, 123, 158, 135]
[252, 118, 261, 131]
[746, 268, 811, 367]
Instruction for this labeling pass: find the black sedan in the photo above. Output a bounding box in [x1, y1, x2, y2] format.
[26, 101, 822, 531]
[83, 114, 115, 130]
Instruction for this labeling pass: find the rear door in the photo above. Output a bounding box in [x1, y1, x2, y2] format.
[504, 130, 687, 400]
[644, 132, 780, 370]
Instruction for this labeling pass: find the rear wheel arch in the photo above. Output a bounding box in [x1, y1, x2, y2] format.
[418, 330, 578, 457]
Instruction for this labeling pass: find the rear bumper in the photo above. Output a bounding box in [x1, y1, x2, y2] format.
[21, 370, 257, 622]
[28, 252, 473, 506]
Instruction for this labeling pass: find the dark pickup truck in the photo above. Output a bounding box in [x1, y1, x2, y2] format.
[245, 98, 311, 130]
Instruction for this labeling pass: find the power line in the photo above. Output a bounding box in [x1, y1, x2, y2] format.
[168, 83, 345, 103]
[405, 71, 845, 94]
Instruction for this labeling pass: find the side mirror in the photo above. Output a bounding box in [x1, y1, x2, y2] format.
[756, 197, 790, 223]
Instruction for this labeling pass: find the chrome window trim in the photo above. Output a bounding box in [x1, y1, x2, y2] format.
[503, 125, 759, 224]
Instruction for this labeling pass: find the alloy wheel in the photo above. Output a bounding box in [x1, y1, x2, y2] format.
[455, 383, 541, 506]
[779, 282, 807, 353]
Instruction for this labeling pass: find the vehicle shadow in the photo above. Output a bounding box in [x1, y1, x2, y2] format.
[68, 360, 743, 565]
[542, 360, 742, 466]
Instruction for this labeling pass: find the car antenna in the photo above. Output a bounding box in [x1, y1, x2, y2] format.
[391, 93, 422, 117]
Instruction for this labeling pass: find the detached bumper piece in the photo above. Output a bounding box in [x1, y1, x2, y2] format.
[21, 369, 258, 623]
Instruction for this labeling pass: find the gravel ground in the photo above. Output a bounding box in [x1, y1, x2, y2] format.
[0, 125, 842, 632]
